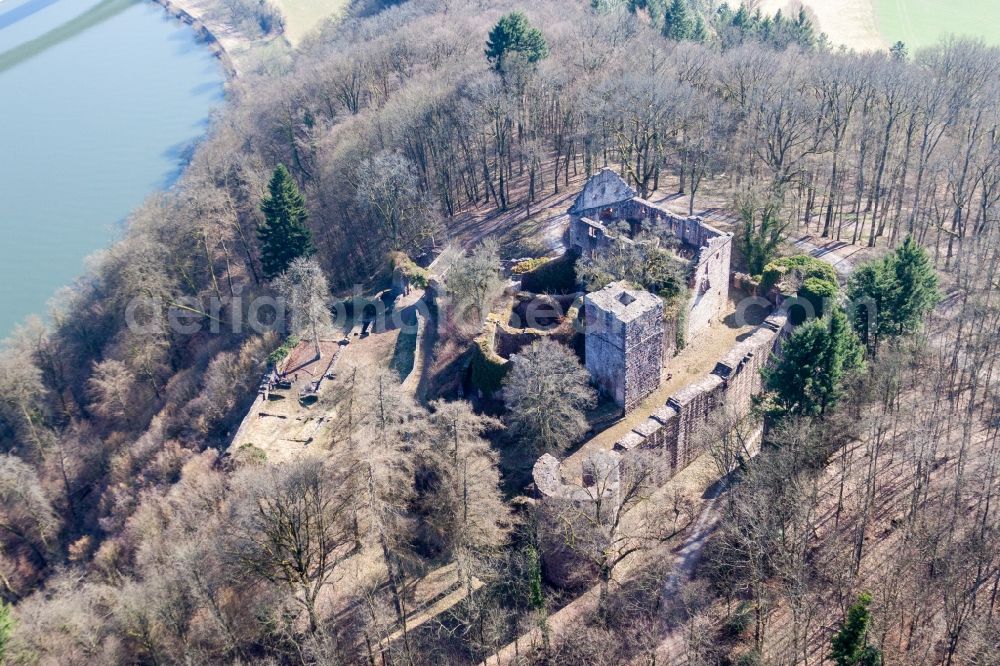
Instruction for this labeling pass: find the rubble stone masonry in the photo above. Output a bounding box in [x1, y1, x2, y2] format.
[534, 312, 789, 500]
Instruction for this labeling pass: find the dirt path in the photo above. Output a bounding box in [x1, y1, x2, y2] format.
[650, 477, 732, 664]
[384, 568, 484, 646]
[792, 235, 862, 278]
[482, 453, 724, 666]
[448, 179, 585, 257]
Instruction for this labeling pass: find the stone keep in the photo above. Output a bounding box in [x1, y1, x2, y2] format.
[585, 282, 664, 411]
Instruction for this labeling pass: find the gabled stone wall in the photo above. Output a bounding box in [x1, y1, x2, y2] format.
[567, 169, 733, 343]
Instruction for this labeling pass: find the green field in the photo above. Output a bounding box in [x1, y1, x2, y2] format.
[875, 0, 1000, 49]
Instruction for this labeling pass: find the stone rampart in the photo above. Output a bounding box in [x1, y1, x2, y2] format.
[532, 312, 789, 500]
[616, 313, 787, 464]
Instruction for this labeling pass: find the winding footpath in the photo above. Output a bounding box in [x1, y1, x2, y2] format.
[792, 235, 858, 278]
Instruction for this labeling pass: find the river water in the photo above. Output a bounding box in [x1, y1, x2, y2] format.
[0, 0, 224, 336]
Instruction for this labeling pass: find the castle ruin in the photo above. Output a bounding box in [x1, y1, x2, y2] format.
[529, 170, 790, 507]
[569, 168, 733, 342]
[535, 312, 790, 504]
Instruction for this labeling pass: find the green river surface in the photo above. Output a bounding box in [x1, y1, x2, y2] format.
[0, 0, 224, 336]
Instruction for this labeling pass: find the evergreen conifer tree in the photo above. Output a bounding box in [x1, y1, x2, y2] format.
[258, 164, 315, 280]
[527, 546, 544, 610]
[764, 308, 863, 418]
[662, 0, 694, 40]
[794, 8, 815, 48]
[485, 12, 549, 71]
[885, 235, 939, 337]
[830, 593, 882, 666]
[738, 202, 787, 276]
[692, 15, 708, 42]
[847, 235, 939, 354]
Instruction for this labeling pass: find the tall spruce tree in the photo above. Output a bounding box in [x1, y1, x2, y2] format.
[485, 12, 549, 72]
[885, 235, 939, 336]
[847, 235, 939, 354]
[793, 8, 815, 48]
[258, 164, 315, 280]
[662, 0, 694, 40]
[691, 15, 708, 42]
[764, 308, 863, 418]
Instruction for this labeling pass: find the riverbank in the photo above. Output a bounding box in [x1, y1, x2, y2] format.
[158, 0, 289, 77]
[152, 0, 237, 78]
[160, 0, 350, 77]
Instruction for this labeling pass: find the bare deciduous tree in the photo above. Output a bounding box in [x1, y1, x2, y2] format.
[503, 339, 596, 455]
[228, 456, 355, 635]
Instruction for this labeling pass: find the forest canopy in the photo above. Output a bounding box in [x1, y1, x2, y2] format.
[0, 0, 998, 663]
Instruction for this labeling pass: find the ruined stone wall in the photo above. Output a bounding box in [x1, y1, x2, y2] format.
[584, 325, 627, 406]
[668, 374, 726, 468]
[569, 195, 732, 341]
[569, 216, 617, 257]
[712, 315, 786, 416]
[662, 312, 678, 362]
[534, 313, 790, 502]
[612, 313, 788, 465]
[484, 293, 583, 359]
[532, 452, 620, 504]
[686, 233, 733, 338]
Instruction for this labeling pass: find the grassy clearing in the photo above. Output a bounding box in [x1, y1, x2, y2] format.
[875, 0, 1000, 49]
[272, 0, 348, 45]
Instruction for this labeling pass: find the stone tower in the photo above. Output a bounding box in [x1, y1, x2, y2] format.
[585, 282, 664, 411]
